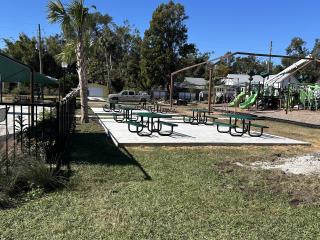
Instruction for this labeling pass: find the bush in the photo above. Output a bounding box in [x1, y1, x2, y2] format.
[0, 152, 67, 209]
[43, 86, 59, 96]
[11, 85, 29, 96]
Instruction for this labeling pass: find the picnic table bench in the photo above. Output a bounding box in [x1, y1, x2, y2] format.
[244, 122, 269, 137]
[127, 112, 177, 136]
[216, 113, 268, 137]
[182, 109, 218, 125]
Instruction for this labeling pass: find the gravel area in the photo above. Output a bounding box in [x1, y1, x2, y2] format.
[236, 153, 320, 175]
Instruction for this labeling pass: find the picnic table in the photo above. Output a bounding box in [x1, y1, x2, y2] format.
[112, 106, 138, 122]
[183, 108, 210, 125]
[127, 112, 177, 136]
[215, 113, 268, 137]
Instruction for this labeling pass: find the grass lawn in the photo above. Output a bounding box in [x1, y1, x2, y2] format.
[1, 119, 320, 239]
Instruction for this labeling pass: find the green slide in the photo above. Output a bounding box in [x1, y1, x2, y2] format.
[240, 92, 258, 109]
[229, 91, 246, 107]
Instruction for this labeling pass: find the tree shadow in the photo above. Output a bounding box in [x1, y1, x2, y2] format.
[70, 131, 151, 181]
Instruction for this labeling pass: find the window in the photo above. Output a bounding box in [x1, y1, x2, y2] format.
[121, 91, 128, 95]
[129, 91, 135, 95]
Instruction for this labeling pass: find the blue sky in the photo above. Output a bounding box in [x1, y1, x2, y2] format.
[0, 0, 319, 60]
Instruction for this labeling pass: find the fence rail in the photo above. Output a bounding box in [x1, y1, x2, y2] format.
[0, 88, 79, 173]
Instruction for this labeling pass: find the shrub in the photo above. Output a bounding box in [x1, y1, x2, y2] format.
[0, 152, 67, 209]
[11, 85, 29, 96]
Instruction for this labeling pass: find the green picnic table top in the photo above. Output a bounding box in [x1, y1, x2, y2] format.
[222, 113, 257, 120]
[136, 112, 173, 118]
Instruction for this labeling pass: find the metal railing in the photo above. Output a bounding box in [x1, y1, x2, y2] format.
[0, 89, 79, 173]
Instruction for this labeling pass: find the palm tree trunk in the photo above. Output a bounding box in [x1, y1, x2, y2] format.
[77, 38, 89, 123]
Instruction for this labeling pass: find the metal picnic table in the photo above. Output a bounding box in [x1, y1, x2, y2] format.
[219, 113, 258, 136]
[129, 112, 176, 136]
[184, 108, 209, 125]
[113, 105, 138, 122]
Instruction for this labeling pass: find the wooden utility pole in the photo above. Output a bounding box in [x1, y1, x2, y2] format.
[170, 74, 173, 108]
[208, 69, 212, 112]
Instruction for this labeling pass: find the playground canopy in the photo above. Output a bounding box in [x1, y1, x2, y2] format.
[0, 53, 58, 86]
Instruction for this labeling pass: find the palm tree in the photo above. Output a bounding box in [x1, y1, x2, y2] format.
[48, 0, 93, 123]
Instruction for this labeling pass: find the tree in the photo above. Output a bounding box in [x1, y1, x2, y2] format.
[3, 33, 63, 79]
[282, 37, 309, 67]
[306, 39, 320, 83]
[231, 56, 266, 74]
[88, 20, 142, 92]
[48, 0, 96, 123]
[140, 1, 190, 91]
[3, 33, 39, 70]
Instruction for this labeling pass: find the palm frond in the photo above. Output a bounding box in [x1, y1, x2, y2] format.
[67, 0, 89, 33]
[47, 0, 66, 23]
[56, 40, 77, 65]
[48, 0, 73, 38]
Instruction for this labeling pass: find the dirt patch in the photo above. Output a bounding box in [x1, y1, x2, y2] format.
[236, 153, 320, 176]
[215, 155, 320, 206]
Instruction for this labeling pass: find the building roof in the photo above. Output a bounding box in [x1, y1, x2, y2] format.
[175, 77, 208, 90]
[184, 77, 208, 86]
[223, 74, 267, 86]
[222, 73, 297, 86]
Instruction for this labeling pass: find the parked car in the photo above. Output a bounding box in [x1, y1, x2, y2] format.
[108, 90, 150, 102]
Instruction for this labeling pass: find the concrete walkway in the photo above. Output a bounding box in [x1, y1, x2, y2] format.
[91, 107, 309, 147]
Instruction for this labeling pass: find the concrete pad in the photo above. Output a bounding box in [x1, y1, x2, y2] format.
[91, 107, 309, 147]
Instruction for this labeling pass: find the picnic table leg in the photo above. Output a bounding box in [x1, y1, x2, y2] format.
[113, 113, 124, 122]
[128, 123, 143, 133]
[190, 111, 197, 125]
[230, 118, 245, 137]
[137, 116, 152, 136]
[153, 117, 160, 132]
[217, 124, 230, 133]
[158, 118, 162, 131]
[203, 112, 207, 124]
[123, 111, 127, 122]
[147, 117, 155, 132]
[248, 121, 265, 137]
[234, 119, 246, 134]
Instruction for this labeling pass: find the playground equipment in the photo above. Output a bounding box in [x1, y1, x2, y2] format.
[264, 55, 313, 87]
[240, 92, 258, 109]
[298, 84, 320, 110]
[229, 91, 245, 107]
[169, 51, 318, 113]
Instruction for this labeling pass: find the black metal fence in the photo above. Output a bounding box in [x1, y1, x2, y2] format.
[0, 89, 79, 173]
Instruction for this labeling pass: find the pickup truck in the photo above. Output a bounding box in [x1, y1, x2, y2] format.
[108, 90, 150, 102]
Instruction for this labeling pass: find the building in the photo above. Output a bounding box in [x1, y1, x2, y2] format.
[175, 77, 208, 101]
[221, 73, 299, 89]
[178, 77, 208, 90]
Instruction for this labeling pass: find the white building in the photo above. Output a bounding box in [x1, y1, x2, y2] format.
[221, 73, 299, 89]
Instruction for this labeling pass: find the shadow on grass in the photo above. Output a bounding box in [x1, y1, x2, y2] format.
[70, 130, 151, 181]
